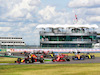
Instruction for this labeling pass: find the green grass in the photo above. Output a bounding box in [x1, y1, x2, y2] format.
[0, 57, 17, 63]
[0, 63, 100, 75]
[90, 53, 100, 57]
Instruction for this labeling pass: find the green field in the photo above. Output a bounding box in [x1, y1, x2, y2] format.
[0, 57, 17, 63]
[0, 63, 100, 75]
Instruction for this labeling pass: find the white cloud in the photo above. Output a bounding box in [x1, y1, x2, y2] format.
[19, 26, 30, 31]
[38, 6, 72, 24]
[87, 16, 100, 22]
[0, 27, 11, 32]
[68, 0, 100, 23]
[71, 7, 100, 23]
[38, 6, 57, 21]
[18, 23, 37, 31]
[95, 25, 100, 33]
[86, 8, 100, 15]
[68, 0, 100, 8]
[38, 6, 87, 24]
[0, 0, 21, 9]
[0, 0, 41, 21]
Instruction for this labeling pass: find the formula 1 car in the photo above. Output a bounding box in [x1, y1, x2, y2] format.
[20, 51, 30, 56]
[5, 51, 14, 56]
[85, 53, 95, 59]
[42, 51, 55, 58]
[72, 54, 85, 60]
[15, 54, 44, 64]
[72, 51, 85, 60]
[52, 54, 70, 62]
[33, 51, 55, 58]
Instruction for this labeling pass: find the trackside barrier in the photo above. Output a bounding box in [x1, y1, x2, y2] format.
[7, 48, 100, 53]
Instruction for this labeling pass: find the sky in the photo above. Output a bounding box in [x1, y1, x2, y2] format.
[0, 0, 100, 45]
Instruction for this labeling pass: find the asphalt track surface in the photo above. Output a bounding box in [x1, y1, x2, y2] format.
[0, 52, 100, 65]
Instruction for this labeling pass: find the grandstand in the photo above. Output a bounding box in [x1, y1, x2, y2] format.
[37, 24, 98, 48]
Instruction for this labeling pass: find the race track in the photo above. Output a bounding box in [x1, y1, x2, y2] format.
[0, 52, 100, 65]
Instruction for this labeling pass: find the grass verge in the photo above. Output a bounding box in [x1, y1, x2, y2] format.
[0, 63, 100, 75]
[0, 57, 17, 63]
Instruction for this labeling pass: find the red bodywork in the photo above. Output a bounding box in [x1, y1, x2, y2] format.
[43, 51, 49, 55]
[52, 54, 68, 62]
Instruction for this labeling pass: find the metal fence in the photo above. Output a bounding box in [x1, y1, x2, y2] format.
[0, 45, 94, 49]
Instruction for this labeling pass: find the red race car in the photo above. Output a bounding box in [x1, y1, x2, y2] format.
[52, 54, 70, 62]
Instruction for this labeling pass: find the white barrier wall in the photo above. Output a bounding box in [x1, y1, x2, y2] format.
[8, 48, 100, 53]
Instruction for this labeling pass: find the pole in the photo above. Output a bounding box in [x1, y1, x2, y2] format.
[0, 41, 1, 49]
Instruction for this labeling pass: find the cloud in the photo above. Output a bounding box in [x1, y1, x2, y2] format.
[18, 23, 37, 32]
[0, 27, 11, 32]
[87, 16, 100, 22]
[68, 0, 100, 23]
[13, 23, 39, 45]
[38, 6, 57, 21]
[86, 8, 100, 15]
[38, 6, 74, 24]
[71, 7, 100, 23]
[68, 0, 100, 8]
[0, 0, 41, 21]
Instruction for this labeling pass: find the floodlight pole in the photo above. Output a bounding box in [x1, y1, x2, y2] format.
[0, 41, 1, 49]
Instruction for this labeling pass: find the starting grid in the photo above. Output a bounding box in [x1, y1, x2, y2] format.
[8, 48, 100, 53]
